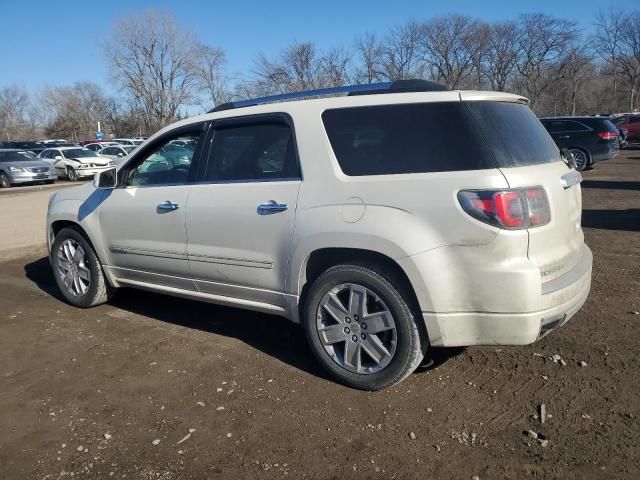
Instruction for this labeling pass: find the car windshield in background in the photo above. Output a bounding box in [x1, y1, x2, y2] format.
[63, 149, 98, 158]
[322, 101, 558, 177]
[0, 151, 39, 162]
[123, 146, 136, 153]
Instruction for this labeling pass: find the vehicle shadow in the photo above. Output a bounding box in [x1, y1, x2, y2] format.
[582, 180, 640, 191]
[23, 256, 459, 384]
[582, 209, 640, 232]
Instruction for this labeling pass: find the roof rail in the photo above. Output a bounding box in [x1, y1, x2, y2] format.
[209, 79, 449, 113]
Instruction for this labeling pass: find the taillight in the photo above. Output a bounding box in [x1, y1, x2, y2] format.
[597, 131, 618, 140]
[458, 187, 551, 229]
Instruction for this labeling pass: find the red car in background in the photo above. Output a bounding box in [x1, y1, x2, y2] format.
[610, 114, 640, 143]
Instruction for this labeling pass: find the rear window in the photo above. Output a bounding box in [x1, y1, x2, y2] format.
[577, 117, 618, 132]
[322, 101, 559, 176]
[465, 102, 559, 167]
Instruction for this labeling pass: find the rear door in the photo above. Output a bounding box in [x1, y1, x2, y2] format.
[467, 102, 584, 282]
[186, 113, 302, 307]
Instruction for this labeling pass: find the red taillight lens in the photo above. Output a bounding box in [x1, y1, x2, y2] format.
[458, 187, 550, 229]
[597, 131, 618, 140]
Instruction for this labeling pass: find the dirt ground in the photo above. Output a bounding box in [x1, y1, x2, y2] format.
[0, 152, 638, 480]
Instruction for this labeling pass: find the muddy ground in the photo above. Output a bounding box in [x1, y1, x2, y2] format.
[0, 151, 638, 479]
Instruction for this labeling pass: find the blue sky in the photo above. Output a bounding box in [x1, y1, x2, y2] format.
[0, 0, 623, 94]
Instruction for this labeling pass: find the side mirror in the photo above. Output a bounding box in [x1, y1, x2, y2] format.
[560, 148, 577, 170]
[54, 155, 63, 160]
[94, 167, 117, 189]
[118, 152, 124, 157]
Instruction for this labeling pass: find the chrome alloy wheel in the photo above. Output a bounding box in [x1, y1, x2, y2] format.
[57, 238, 91, 297]
[316, 283, 398, 374]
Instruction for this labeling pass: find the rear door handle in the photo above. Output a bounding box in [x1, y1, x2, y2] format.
[558, 135, 570, 139]
[257, 200, 288, 215]
[157, 200, 179, 211]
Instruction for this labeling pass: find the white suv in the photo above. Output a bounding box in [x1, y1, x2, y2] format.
[46, 80, 592, 390]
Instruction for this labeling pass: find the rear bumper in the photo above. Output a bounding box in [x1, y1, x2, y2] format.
[423, 245, 592, 347]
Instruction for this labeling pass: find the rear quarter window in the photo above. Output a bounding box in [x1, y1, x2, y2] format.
[322, 102, 495, 176]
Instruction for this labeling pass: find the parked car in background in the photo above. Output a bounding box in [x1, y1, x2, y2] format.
[0, 149, 56, 188]
[610, 114, 640, 143]
[46, 80, 592, 390]
[540, 116, 619, 170]
[85, 142, 119, 152]
[0, 140, 48, 155]
[99, 145, 136, 164]
[38, 147, 113, 181]
[43, 139, 68, 144]
[113, 138, 144, 146]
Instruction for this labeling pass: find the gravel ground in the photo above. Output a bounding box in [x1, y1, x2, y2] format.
[0, 151, 638, 479]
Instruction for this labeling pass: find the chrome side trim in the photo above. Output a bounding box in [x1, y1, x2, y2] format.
[109, 246, 187, 260]
[188, 254, 273, 269]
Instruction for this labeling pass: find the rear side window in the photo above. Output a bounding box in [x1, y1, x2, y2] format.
[322, 103, 494, 176]
[204, 119, 300, 182]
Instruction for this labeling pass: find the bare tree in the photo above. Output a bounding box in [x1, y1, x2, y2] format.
[353, 33, 385, 84]
[319, 46, 353, 87]
[193, 44, 233, 110]
[252, 41, 322, 94]
[0, 85, 39, 140]
[594, 10, 625, 111]
[483, 21, 520, 91]
[618, 12, 640, 111]
[102, 11, 201, 131]
[41, 82, 108, 141]
[561, 44, 596, 115]
[514, 14, 578, 112]
[419, 14, 488, 88]
[380, 21, 424, 80]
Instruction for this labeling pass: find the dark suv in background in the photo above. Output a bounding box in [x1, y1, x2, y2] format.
[540, 117, 619, 171]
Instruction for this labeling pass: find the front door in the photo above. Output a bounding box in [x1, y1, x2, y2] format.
[98, 124, 208, 290]
[186, 114, 302, 306]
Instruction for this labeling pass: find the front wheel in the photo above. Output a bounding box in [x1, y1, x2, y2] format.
[67, 167, 79, 181]
[303, 264, 425, 390]
[0, 172, 11, 188]
[51, 227, 113, 307]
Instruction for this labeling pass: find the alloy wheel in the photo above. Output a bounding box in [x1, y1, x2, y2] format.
[316, 283, 398, 374]
[57, 238, 91, 297]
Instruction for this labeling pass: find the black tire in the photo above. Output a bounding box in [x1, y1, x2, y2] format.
[67, 167, 78, 181]
[50, 227, 113, 308]
[0, 172, 11, 188]
[568, 148, 589, 171]
[303, 264, 425, 390]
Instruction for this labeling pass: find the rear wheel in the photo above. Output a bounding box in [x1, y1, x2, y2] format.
[568, 148, 589, 171]
[51, 227, 112, 307]
[0, 172, 11, 188]
[67, 167, 79, 181]
[303, 264, 424, 390]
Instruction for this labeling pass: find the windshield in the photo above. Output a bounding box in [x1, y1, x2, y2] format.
[0, 151, 39, 162]
[123, 146, 136, 153]
[63, 149, 98, 158]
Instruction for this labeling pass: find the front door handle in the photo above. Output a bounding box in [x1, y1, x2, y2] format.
[558, 135, 570, 139]
[157, 200, 179, 212]
[257, 200, 288, 215]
